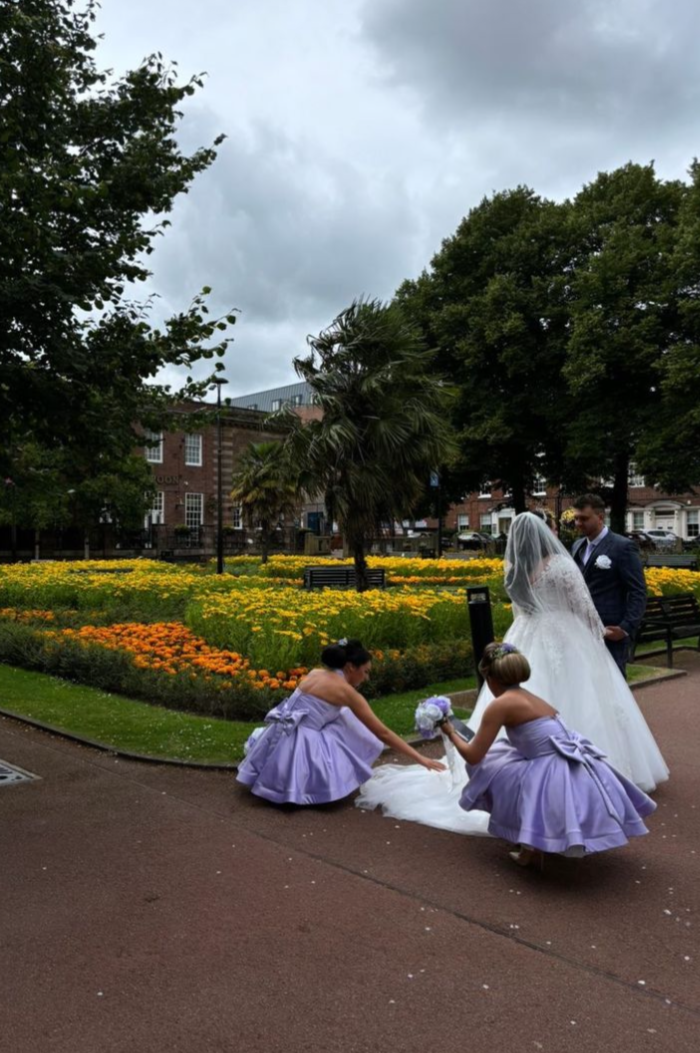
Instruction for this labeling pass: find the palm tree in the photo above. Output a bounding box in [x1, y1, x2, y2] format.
[283, 298, 456, 590]
[230, 441, 300, 563]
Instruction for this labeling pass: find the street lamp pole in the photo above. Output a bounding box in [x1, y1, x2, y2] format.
[214, 377, 228, 574]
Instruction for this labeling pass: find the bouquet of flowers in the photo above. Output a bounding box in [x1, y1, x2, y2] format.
[414, 695, 453, 740]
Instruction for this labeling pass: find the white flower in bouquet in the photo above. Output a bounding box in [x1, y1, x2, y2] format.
[415, 696, 453, 740]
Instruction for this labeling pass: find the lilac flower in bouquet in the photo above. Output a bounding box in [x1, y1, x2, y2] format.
[414, 695, 454, 740]
[243, 726, 267, 756]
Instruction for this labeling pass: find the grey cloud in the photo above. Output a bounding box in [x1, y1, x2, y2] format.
[147, 106, 423, 392]
[361, 0, 700, 132]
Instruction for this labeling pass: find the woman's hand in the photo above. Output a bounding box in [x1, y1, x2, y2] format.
[421, 757, 447, 773]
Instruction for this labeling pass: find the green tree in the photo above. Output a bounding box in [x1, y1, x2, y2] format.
[396, 188, 573, 513]
[0, 439, 154, 559]
[283, 299, 456, 591]
[0, 0, 236, 474]
[563, 163, 685, 530]
[230, 442, 300, 564]
[636, 161, 700, 492]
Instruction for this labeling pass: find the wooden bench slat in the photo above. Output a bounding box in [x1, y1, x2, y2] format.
[632, 591, 700, 667]
[303, 566, 386, 590]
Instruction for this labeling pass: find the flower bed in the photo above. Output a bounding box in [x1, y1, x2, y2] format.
[1, 557, 696, 722]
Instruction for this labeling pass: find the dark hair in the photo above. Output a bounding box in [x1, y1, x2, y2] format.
[478, 642, 531, 687]
[573, 493, 605, 513]
[321, 638, 371, 670]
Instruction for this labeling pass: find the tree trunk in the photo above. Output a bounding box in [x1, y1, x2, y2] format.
[261, 531, 269, 564]
[83, 531, 90, 560]
[610, 454, 629, 535]
[34, 529, 41, 561]
[511, 477, 527, 514]
[352, 539, 369, 592]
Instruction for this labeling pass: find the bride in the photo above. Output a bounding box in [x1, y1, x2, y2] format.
[356, 512, 669, 835]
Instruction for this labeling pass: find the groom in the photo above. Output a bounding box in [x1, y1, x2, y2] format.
[571, 493, 647, 677]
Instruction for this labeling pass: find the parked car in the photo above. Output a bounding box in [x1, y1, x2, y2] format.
[457, 531, 493, 551]
[625, 530, 657, 551]
[644, 528, 681, 550]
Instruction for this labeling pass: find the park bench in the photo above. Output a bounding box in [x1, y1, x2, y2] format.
[645, 554, 699, 571]
[303, 566, 386, 590]
[631, 593, 700, 667]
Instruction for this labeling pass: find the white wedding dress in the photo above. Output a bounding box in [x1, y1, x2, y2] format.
[356, 517, 669, 835]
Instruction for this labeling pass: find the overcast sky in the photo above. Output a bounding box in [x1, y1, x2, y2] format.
[94, 0, 700, 397]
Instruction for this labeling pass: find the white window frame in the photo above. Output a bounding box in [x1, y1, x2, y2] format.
[480, 513, 493, 535]
[271, 399, 281, 411]
[147, 492, 164, 526]
[185, 492, 204, 529]
[144, 430, 163, 464]
[532, 473, 546, 496]
[687, 510, 699, 538]
[184, 433, 202, 467]
[478, 484, 492, 499]
[457, 514, 469, 530]
[232, 504, 243, 530]
[632, 511, 644, 530]
[628, 464, 645, 488]
[291, 394, 303, 406]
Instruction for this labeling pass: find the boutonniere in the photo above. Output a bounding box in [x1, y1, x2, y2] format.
[595, 554, 612, 570]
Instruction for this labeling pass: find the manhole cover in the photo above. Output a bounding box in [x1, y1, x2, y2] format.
[0, 760, 40, 786]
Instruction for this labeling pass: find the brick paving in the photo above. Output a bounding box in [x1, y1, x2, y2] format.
[0, 654, 698, 1052]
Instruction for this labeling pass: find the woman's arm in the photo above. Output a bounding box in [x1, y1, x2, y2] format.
[441, 704, 505, 765]
[340, 685, 447, 772]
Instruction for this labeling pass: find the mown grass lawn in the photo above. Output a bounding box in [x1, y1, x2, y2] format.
[0, 664, 476, 764]
[0, 657, 673, 765]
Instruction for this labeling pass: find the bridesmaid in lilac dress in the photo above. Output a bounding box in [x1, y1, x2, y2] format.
[237, 639, 445, 806]
[440, 643, 656, 867]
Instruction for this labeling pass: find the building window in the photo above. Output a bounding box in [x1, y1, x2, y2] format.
[480, 514, 493, 535]
[629, 464, 645, 488]
[291, 394, 303, 406]
[148, 491, 165, 526]
[632, 511, 644, 530]
[271, 399, 281, 411]
[532, 473, 546, 496]
[185, 492, 203, 529]
[688, 511, 699, 538]
[184, 433, 202, 467]
[457, 514, 469, 530]
[478, 484, 492, 499]
[232, 504, 243, 530]
[144, 431, 163, 464]
[248, 403, 258, 411]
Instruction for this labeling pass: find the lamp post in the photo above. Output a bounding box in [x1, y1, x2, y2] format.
[213, 377, 228, 574]
[430, 470, 442, 558]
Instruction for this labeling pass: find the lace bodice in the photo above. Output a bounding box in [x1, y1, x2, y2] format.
[515, 554, 605, 639]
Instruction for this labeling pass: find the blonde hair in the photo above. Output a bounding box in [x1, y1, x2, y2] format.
[478, 642, 531, 687]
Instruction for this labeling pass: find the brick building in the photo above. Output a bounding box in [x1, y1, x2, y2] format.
[139, 401, 281, 542]
[441, 476, 700, 540]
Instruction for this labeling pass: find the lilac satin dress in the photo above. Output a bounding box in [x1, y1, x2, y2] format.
[237, 688, 384, 805]
[460, 715, 656, 855]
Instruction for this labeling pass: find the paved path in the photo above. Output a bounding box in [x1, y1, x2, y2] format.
[1, 656, 698, 1053]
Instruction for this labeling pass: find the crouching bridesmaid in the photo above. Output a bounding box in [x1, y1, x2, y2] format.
[442, 642, 656, 867]
[237, 638, 445, 805]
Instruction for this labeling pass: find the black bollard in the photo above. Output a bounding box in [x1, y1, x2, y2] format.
[467, 585, 495, 688]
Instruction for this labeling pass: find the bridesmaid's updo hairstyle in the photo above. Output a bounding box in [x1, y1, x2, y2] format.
[479, 642, 531, 687]
[321, 638, 371, 670]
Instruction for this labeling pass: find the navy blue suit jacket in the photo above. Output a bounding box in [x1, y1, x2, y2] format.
[572, 531, 647, 637]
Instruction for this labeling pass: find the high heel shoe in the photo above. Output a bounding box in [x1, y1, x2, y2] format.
[509, 847, 545, 871]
